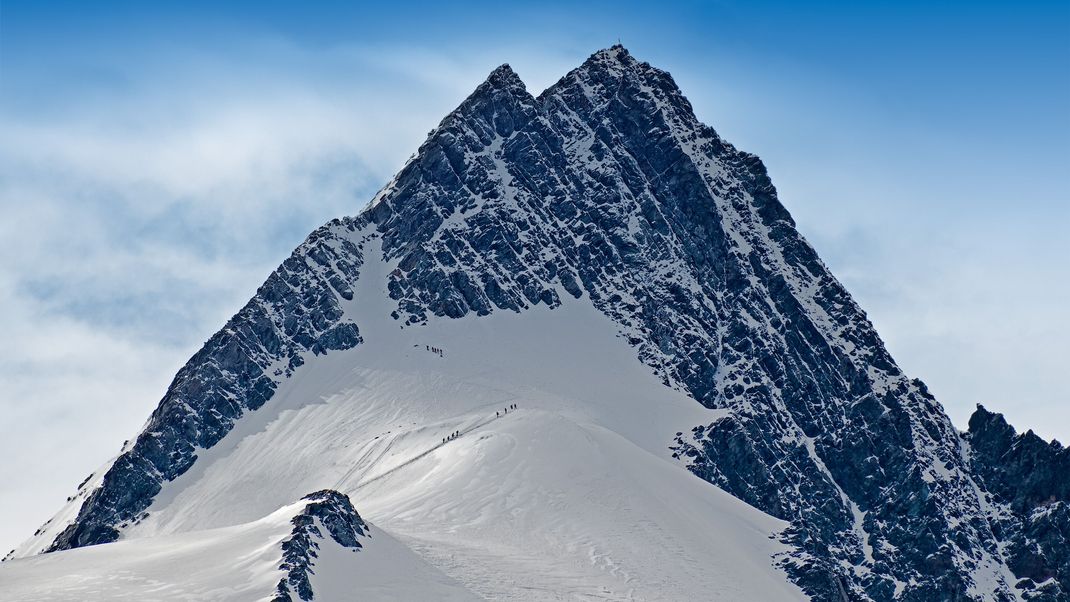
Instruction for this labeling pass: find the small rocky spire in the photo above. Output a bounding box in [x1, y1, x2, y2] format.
[478, 63, 527, 94]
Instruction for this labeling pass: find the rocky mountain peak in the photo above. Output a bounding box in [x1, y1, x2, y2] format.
[592, 43, 631, 61]
[483, 63, 524, 89]
[11, 46, 1068, 602]
[544, 44, 696, 122]
[422, 62, 536, 149]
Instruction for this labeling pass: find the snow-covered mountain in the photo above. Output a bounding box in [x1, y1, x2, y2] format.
[2, 46, 1066, 601]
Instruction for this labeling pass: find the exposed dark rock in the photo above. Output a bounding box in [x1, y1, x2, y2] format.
[965, 405, 1069, 601]
[42, 225, 368, 554]
[272, 490, 369, 602]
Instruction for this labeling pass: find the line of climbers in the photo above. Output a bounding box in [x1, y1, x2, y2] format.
[425, 345, 444, 357]
[441, 404, 520, 444]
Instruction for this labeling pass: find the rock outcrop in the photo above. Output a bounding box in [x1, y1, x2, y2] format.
[273, 490, 369, 602]
[965, 406, 1068, 600]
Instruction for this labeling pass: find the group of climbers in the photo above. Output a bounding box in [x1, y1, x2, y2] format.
[425, 345, 444, 357]
[442, 404, 521, 442]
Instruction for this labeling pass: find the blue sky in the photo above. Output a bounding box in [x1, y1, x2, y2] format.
[1, 0, 1067, 553]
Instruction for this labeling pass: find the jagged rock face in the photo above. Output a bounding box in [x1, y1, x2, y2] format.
[966, 406, 1069, 601]
[274, 490, 369, 602]
[42, 226, 367, 553]
[366, 47, 1022, 600]
[24, 45, 1068, 600]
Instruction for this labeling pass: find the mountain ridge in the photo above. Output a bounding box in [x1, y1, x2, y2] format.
[5, 46, 1066, 601]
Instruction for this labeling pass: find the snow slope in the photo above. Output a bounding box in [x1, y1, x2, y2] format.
[0, 494, 479, 602]
[91, 232, 801, 601]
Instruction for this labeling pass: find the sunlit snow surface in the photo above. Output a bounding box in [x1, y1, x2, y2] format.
[0, 498, 479, 601]
[2, 234, 804, 601]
